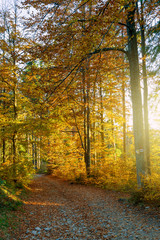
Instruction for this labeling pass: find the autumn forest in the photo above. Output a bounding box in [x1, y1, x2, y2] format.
[0, 0, 160, 203]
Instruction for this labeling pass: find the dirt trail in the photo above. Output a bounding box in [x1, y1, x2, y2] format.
[10, 175, 159, 240]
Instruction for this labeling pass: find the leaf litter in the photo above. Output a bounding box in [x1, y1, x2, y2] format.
[9, 175, 160, 240]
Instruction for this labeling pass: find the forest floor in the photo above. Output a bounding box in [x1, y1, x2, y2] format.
[8, 174, 160, 240]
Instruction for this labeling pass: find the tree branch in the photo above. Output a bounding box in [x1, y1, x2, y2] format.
[88, 47, 129, 58]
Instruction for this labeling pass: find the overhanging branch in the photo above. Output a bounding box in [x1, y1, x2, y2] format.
[88, 47, 129, 58]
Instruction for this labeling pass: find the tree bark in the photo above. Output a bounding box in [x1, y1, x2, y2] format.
[100, 79, 105, 161]
[81, 4, 91, 177]
[2, 89, 6, 163]
[126, 3, 146, 187]
[2, 139, 6, 163]
[12, 86, 17, 178]
[92, 78, 96, 164]
[82, 66, 91, 177]
[12, 1, 18, 179]
[122, 77, 126, 161]
[86, 64, 91, 176]
[140, 0, 151, 174]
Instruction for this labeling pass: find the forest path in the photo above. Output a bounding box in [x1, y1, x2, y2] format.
[11, 174, 159, 240]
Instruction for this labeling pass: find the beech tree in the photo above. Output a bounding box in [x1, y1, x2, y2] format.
[0, 0, 152, 188]
[125, 2, 146, 187]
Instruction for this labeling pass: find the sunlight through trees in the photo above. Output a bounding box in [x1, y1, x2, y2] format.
[0, 0, 160, 197]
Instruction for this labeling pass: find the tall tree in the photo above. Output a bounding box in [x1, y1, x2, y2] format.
[136, 0, 151, 174]
[22, 0, 160, 187]
[125, 2, 146, 187]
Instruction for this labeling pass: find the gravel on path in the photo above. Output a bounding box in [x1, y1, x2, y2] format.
[10, 175, 160, 240]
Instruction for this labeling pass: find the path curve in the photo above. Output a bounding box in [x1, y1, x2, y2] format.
[11, 175, 159, 239]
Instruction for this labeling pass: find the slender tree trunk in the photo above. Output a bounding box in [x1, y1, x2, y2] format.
[2, 89, 6, 163]
[140, 0, 151, 174]
[12, 134, 16, 165]
[32, 132, 35, 166]
[34, 136, 37, 169]
[126, 3, 146, 187]
[2, 17, 6, 163]
[92, 79, 96, 164]
[81, 4, 91, 176]
[82, 66, 91, 176]
[86, 64, 91, 176]
[99, 79, 105, 161]
[2, 139, 6, 163]
[37, 137, 42, 169]
[12, 92, 17, 178]
[12, 87, 17, 178]
[111, 118, 116, 161]
[12, 2, 18, 179]
[25, 133, 29, 161]
[92, 66, 100, 165]
[82, 67, 87, 170]
[121, 28, 126, 161]
[122, 73, 126, 161]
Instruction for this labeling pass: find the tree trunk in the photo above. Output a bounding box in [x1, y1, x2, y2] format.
[2, 89, 6, 163]
[86, 64, 91, 176]
[140, 0, 151, 174]
[34, 136, 37, 169]
[92, 78, 96, 165]
[82, 67, 87, 170]
[81, 4, 91, 176]
[12, 132, 17, 179]
[2, 139, 6, 163]
[111, 118, 116, 162]
[126, 3, 146, 187]
[82, 66, 91, 177]
[12, 2, 18, 179]
[12, 87, 17, 178]
[99, 79, 105, 161]
[121, 28, 126, 161]
[122, 73, 126, 161]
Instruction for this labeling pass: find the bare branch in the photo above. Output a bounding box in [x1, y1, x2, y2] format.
[88, 47, 129, 58]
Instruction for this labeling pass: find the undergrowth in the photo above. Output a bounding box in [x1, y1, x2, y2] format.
[50, 165, 160, 208]
[129, 175, 160, 207]
[0, 178, 23, 239]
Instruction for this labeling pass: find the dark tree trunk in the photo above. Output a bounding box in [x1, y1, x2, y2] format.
[12, 87, 17, 179]
[2, 139, 6, 163]
[2, 89, 6, 163]
[82, 67, 90, 176]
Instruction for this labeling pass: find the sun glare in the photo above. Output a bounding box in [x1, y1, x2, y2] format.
[149, 113, 160, 130]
